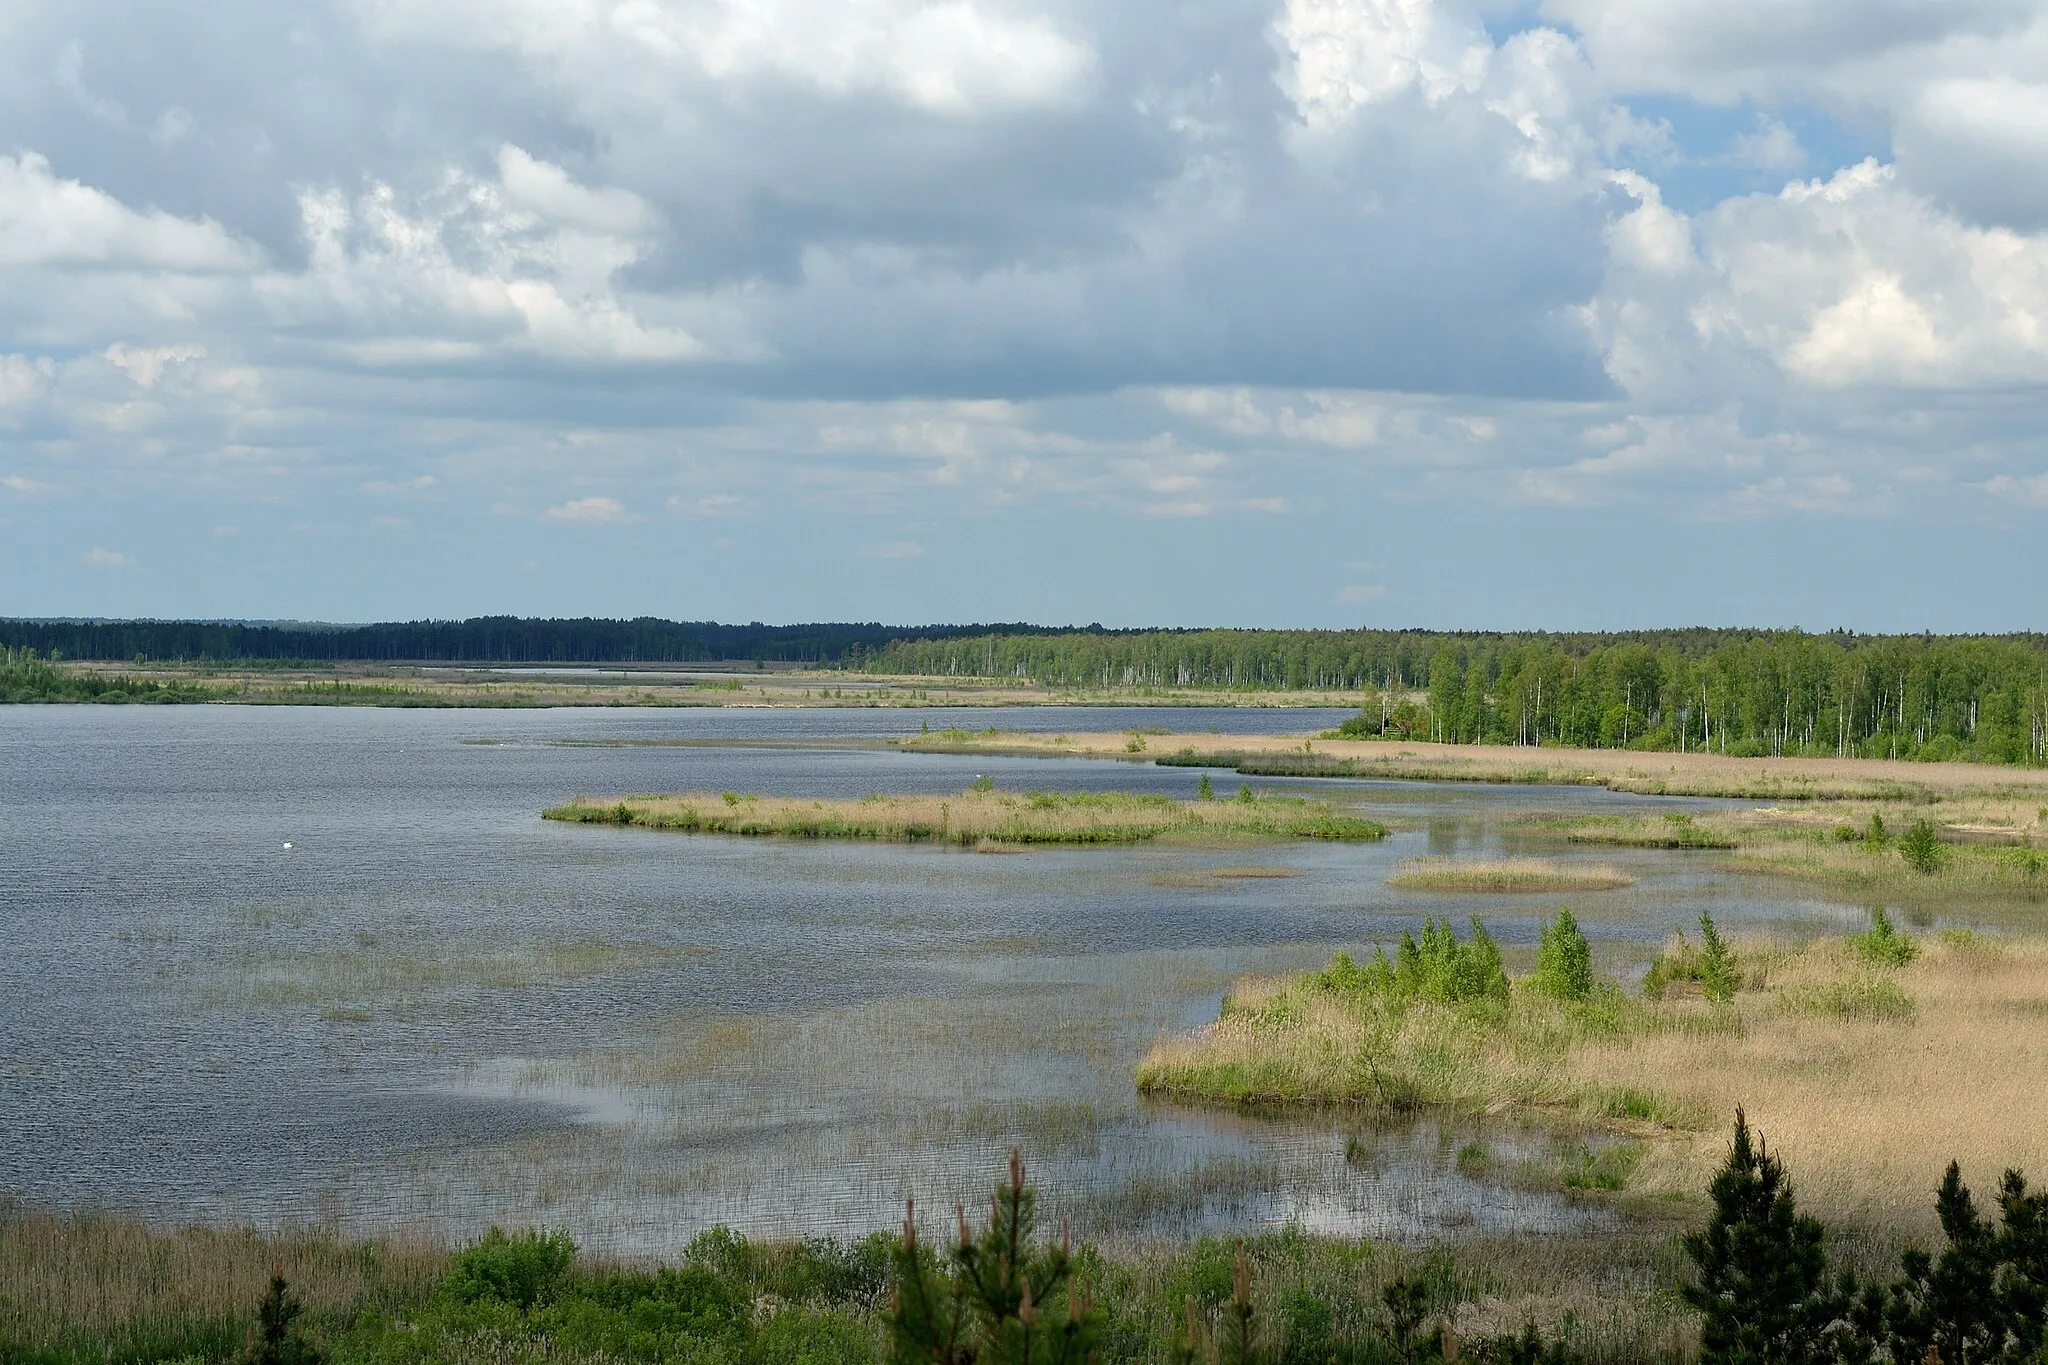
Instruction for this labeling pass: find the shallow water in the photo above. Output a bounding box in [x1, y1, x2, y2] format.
[0, 704, 1893, 1254]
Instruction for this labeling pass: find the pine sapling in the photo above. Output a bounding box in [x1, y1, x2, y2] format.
[890, 1149, 1102, 1365]
[1697, 914, 1741, 1004]
[245, 1275, 322, 1365]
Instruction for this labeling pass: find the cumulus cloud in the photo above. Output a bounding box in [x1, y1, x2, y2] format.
[83, 546, 135, 567]
[0, 0, 2044, 622]
[0, 152, 256, 269]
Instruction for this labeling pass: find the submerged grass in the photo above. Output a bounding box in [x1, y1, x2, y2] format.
[1386, 858, 1635, 893]
[543, 788, 1387, 846]
[1139, 929, 2048, 1233]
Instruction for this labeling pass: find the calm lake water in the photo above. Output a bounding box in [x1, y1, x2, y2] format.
[0, 705, 1884, 1253]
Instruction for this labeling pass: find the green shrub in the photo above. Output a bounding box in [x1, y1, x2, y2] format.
[1899, 820, 1945, 874]
[1533, 909, 1593, 1001]
[1850, 908, 1917, 967]
[1315, 919, 1509, 1009]
[440, 1228, 577, 1312]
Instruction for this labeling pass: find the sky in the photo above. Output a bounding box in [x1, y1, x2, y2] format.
[2, 0, 2046, 631]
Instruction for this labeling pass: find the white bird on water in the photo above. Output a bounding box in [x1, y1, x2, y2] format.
[282, 842, 293, 850]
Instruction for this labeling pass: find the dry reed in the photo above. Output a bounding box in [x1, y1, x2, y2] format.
[1139, 932, 2048, 1236]
[543, 788, 1385, 845]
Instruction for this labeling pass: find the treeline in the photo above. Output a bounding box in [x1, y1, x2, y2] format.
[0, 617, 1079, 666]
[875, 629, 2048, 765]
[0, 648, 222, 704]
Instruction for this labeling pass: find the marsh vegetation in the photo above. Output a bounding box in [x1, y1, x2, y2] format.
[1140, 921, 2048, 1234]
[543, 787, 1388, 846]
[1386, 859, 1635, 893]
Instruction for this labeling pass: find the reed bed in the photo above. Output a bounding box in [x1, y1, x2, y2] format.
[543, 788, 1387, 845]
[904, 730, 2048, 803]
[1139, 931, 2048, 1234]
[1387, 858, 1635, 892]
[0, 1201, 445, 1360]
[1557, 813, 1744, 850]
[1727, 837, 2048, 899]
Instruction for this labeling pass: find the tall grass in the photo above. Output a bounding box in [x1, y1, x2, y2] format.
[1140, 930, 2048, 1234]
[543, 788, 1388, 846]
[1386, 859, 1635, 892]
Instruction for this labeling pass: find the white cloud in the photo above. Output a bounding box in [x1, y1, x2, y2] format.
[543, 495, 636, 524]
[355, 0, 1093, 113]
[1277, 0, 1489, 128]
[1337, 583, 1387, 602]
[103, 343, 204, 387]
[82, 546, 134, 567]
[0, 153, 256, 269]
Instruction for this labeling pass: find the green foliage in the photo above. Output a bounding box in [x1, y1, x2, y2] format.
[1850, 908, 1918, 967]
[1198, 773, 1216, 801]
[889, 1149, 1102, 1365]
[439, 1227, 577, 1312]
[971, 774, 997, 794]
[1642, 916, 1739, 1004]
[1899, 819, 1946, 873]
[1697, 915, 1741, 1004]
[1791, 977, 1915, 1022]
[1237, 783, 1256, 804]
[244, 1276, 321, 1365]
[0, 648, 226, 705]
[1314, 920, 1509, 1008]
[1532, 909, 1593, 1001]
[1864, 813, 1888, 849]
[1681, 1111, 1854, 1363]
[1681, 1116, 2048, 1364]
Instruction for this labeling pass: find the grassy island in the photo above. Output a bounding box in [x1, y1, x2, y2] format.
[1386, 857, 1635, 892]
[1138, 915, 2048, 1227]
[543, 786, 1387, 846]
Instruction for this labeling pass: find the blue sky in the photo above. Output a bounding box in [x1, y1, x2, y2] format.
[2, 0, 2046, 630]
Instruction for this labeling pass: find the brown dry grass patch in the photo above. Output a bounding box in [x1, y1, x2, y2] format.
[544, 788, 1385, 845]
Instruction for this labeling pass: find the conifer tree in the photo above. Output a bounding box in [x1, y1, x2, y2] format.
[1697, 914, 1741, 1004]
[1682, 1111, 1852, 1363]
[890, 1150, 1101, 1365]
[1533, 908, 1593, 1001]
[244, 1275, 322, 1365]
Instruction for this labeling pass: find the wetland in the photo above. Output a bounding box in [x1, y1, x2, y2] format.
[5, 702, 2046, 1360]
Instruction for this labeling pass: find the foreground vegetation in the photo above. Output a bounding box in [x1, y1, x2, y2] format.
[543, 786, 1387, 846]
[1139, 920, 2048, 1232]
[11, 1129, 2044, 1365]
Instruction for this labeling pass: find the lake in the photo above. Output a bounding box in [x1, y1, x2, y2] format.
[0, 704, 1876, 1254]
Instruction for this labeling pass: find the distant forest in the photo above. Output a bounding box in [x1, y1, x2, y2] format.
[7, 618, 2048, 763]
[0, 617, 1069, 665]
[874, 628, 2048, 763]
